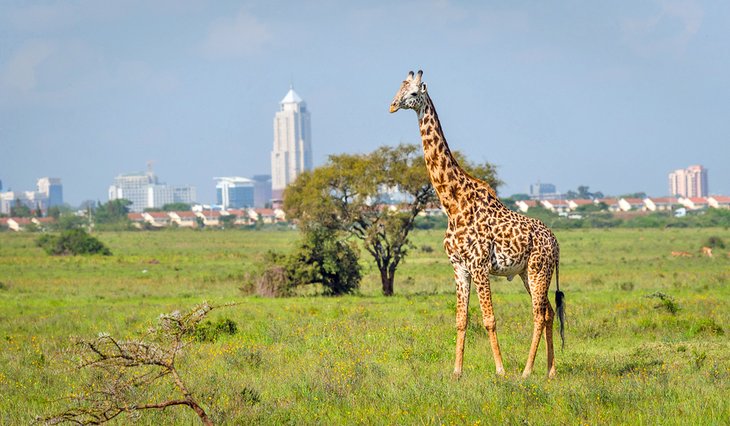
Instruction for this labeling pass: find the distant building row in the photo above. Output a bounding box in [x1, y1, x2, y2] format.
[127, 208, 286, 228]
[0, 177, 63, 215]
[516, 196, 730, 214]
[108, 167, 274, 213]
[0, 216, 56, 232]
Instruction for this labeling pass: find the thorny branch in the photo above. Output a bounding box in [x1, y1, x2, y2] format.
[40, 301, 239, 426]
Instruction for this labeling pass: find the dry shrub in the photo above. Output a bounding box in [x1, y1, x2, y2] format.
[254, 264, 292, 297]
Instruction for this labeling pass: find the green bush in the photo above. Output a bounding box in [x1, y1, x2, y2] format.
[646, 292, 680, 315]
[704, 236, 726, 249]
[248, 227, 362, 296]
[35, 229, 112, 256]
[193, 317, 238, 342]
[286, 227, 362, 295]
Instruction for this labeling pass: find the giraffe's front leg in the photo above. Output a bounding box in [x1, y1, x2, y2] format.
[472, 269, 505, 376]
[452, 263, 471, 379]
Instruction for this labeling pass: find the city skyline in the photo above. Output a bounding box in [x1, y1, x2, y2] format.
[1, 2, 729, 204]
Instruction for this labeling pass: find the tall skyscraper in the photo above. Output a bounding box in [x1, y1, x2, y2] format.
[271, 86, 312, 200]
[669, 165, 708, 198]
[37, 177, 63, 207]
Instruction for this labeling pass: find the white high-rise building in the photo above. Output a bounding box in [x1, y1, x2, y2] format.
[669, 165, 708, 198]
[271, 87, 312, 200]
[109, 167, 196, 212]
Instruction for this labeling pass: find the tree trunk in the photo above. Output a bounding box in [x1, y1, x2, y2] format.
[380, 268, 394, 296]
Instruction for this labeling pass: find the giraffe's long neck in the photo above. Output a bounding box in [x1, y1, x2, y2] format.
[417, 94, 469, 215]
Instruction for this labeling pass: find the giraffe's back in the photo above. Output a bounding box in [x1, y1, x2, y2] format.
[444, 184, 558, 278]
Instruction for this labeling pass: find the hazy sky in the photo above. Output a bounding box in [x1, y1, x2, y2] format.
[1, 0, 728, 205]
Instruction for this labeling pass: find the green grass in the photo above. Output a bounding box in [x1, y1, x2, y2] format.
[1, 227, 729, 424]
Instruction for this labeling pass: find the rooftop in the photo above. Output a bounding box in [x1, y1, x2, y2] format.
[280, 87, 303, 104]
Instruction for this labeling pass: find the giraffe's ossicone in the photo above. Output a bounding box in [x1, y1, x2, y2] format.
[390, 70, 565, 379]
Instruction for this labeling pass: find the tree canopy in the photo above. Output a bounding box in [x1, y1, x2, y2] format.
[95, 199, 132, 225]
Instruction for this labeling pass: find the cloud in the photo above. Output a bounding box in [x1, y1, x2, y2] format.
[0, 39, 104, 107]
[3, 1, 127, 33]
[5, 3, 79, 32]
[116, 61, 180, 93]
[199, 8, 271, 59]
[621, 0, 704, 56]
[0, 40, 54, 92]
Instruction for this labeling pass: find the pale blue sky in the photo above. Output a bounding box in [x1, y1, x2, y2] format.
[1, 1, 728, 205]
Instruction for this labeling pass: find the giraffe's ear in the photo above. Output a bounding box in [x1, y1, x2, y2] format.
[420, 82, 428, 93]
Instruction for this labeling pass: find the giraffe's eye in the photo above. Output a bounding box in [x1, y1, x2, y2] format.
[409, 92, 418, 97]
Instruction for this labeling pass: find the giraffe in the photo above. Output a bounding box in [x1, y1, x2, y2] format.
[390, 70, 565, 378]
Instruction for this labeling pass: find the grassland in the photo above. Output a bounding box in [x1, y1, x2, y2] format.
[0, 227, 728, 425]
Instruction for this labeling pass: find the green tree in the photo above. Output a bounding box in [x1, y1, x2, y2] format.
[162, 202, 192, 211]
[55, 214, 87, 230]
[510, 193, 530, 201]
[47, 206, 61, 219]
[95, 199, 132, 225]
[10, 200, 32, 217]
[285, 143, 500, 296]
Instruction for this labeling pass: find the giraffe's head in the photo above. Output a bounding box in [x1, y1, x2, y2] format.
[389, 70, 427, 114]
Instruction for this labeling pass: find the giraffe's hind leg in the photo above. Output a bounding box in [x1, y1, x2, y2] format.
[520, 267, 553, 378]
[544, 302, 556, 378]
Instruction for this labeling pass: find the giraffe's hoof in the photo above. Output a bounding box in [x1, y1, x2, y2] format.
[548, 369, 557, 379]
[495, 367, 506, 377]
[521, 370, 532, 379]
[452, 370, 463, 381]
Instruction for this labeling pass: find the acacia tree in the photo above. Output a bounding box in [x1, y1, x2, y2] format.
[284, 144, 501, 296]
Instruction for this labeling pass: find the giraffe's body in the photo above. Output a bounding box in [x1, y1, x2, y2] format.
[390, 71, 564, 378]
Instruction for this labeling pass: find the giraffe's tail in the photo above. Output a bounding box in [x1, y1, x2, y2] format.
[555, 253, 565, 349]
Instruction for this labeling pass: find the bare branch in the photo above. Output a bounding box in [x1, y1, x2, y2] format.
[41, 302, 236, 425]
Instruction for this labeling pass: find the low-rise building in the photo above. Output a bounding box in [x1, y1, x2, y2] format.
[127, 213, 146, 228]
[567, 199, 594, 211]
[143, 212, 171, 227]
[679, 197, 709, 210]
[169, 211, 198, 227]
[196, 210, 221, 227]
[644, 197, 679, 212]
[541, 199, 570, 214]
[595, 198, 621, 212]
[618, 198, 645, 212]
[223, 209, 255, 226]
[515, 199, 538, 213]
[708, 196, 730, 209]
